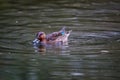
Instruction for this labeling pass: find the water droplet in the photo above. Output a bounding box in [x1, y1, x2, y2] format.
[48, 26, 51, 28]
[16, 21, 18, 23]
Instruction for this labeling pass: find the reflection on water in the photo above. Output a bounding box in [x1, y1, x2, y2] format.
[0, 0, 120, 80]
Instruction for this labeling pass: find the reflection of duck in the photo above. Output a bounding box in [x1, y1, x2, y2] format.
[33, 27, 72, 47]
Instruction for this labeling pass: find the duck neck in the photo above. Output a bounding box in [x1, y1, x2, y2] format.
[39, 38, 46, 43]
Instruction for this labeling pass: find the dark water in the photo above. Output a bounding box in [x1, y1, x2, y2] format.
[0, 0, 120, 80]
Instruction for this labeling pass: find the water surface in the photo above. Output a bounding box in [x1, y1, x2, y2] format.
[0, 0, 120, 80]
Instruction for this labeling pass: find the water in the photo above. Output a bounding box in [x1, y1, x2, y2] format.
[0, 0, 120, 80]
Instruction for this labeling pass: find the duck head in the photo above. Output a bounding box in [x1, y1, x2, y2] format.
[36, 32, 46, 42]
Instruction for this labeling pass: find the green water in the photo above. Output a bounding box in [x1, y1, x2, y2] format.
[0, 0, 120, 80]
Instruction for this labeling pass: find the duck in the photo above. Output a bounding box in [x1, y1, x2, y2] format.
[33, 27, 72, 46]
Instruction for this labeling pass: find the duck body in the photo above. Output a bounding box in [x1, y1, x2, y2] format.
[33, 27, 72, 47]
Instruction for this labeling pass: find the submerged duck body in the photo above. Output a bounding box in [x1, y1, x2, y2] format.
[33, 27, 72, 46]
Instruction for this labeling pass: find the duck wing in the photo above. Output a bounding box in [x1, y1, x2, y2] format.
[55, 30, 72, 42]
[46, 27, 66, 41]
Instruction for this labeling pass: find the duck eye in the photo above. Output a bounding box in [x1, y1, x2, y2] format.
[36, 32, 42, 38]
